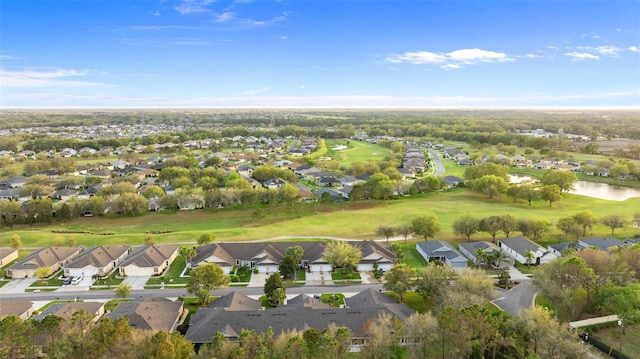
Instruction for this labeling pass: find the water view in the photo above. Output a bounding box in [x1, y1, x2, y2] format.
[509, 175, 640, 201]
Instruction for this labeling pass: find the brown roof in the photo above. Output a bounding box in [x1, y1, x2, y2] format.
[108, 297, 183, 332]
[119, 245, 178, 268]
[0, 299, 33, 319]
[32, 302, 104, 321]
[0, 247, 18, 260]
[8, 246, 83, 270]
[66, 246, 131, 269]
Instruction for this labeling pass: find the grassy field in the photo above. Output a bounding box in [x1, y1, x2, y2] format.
[146, 255, 187, 285]
[323, 139, 393, 167]
[2, 187, 639, 248]
[592, 323, 640, 359]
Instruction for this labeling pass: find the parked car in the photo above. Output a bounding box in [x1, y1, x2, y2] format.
[63, 276, 73, 285]
[71, 275, 83, 285]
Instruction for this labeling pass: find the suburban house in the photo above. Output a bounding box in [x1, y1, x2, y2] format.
[5, 246, 84, 279]
[547, 242, 582, 256]
[108, 297, 184, 332]
[497, 236, 557, 265]
[64, 245, 132, 278]
[32, 302, 105, 323]
[191, 241, 397, 274]
[578, 237, 625, 251]
[442, 175, 464, 188]
[416, 241, 468, 268]
[118, 245, 179, 277]
[0, 299, 34, 320]
[356, 241, 398, 272]
[457, 241, 502, 266]
[0, 247, 19, 267]
[185, 289, 414, 349]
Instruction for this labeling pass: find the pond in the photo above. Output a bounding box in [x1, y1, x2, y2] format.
[509, 175, 640, 201]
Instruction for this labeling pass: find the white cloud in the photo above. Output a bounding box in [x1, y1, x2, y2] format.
[215, 11, 235, 23]
[175, 0, 215, 15]
[524, 54, 543, 58]
[0, 68, 110, 88]
[628, 46, 639, 53]
[239, 87, 271, 95]
[385, 48, 511, 69]
[564, 52, 600, 60]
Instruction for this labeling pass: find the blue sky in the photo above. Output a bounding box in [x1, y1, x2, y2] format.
[1, 0, 639, 108]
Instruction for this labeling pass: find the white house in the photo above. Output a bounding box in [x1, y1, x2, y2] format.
[458, 241, 501, 265]
[118, 245, 179, 277]
[416, 241, 468, 268]
[497, 236, 557, 265]
[64, 245, 132, 278]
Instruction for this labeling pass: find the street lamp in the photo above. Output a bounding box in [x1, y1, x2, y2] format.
[617, 319, 624, 359]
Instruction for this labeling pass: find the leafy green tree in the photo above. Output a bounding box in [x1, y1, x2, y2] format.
[415, 264, 458, 302]
[540, 184, 562, 207]
[278, 255, 297, 280]
[323, 240, 362, 274]
[571, 210, 598, 236]
[115, 283, 132, 299]
[34, 266, 53, 285]
[517, 306, 582, 357]
[148, 331, 194, 359]
[479, 216, 502, 243]
[187, 263, 230, 306]
[518, 184, 540, 205]
[197, 232, 216, 245]
[395, 223, 412, 242]
[383, 263, 415, 302]
[285, 246, 304, 269]
[600, 214, 626, 235]
[452, 213, 480, 241]
[375, 225, 396, 242]
[540, 170, 578, 192]
[10, 234, 22, 249]
[471, 175, 509, 201]
[411, 214, 440, 240]
[264, 273, 286, 306]
[556, 216, 581, 240]
[179, 247, 197, 268]
[499, 214, 518, 238]
[464, 163, 509, 181]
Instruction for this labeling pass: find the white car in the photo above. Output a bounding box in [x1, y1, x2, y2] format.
[71, 276, 82, 285]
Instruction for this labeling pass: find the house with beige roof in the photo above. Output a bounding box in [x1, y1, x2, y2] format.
[0, 247, 19, 267]
[32, 302, 105, 323]
[0, 299, 34, 320]
[5, 246, 84, 279]
[108, 297, 184, 332]
[64, 245, 132, 279]
[117, 245, 178, 276]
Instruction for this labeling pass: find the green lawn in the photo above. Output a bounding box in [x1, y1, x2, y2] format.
[29, 270, 64, 287]
[320, 293, 345, 307]
[331, 267, 361, 281]
[229, 266, 253, 283]
[2, 187, 640, 249]
[146, 255, 187, 285]
[592, 323, 640, 359]
[0, 280, 8, 288]
[395, 241, 428, 269]
[322, 139, 393, 167]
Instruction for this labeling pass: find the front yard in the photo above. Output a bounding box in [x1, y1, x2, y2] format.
[331, 267, 362, 283]
[146, 255, 188, 286]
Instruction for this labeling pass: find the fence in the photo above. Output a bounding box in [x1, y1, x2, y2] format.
[579, 333, 632, 359]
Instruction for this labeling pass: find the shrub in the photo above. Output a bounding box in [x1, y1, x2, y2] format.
[253, 268, 259, 274]
[231, 275, 240, 282]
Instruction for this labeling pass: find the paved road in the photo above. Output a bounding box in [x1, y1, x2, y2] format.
[492, 279, 537, 317]
[0, 283, 385, 302]
[428, 149, 445, 176]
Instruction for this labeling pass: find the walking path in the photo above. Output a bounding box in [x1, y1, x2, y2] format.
[569, 315, 620, 329]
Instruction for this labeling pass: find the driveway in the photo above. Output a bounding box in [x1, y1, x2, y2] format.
[306, 271, 333, 285]
[0, 278, 37, 294]
[122, 275, 151, 290]
[493, 279, 537, 317]
[248, 273, 268, 288]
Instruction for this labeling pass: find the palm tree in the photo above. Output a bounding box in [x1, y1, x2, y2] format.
[490, 248, 507, 268]
[475, 248, 488, 267]
[525, 250, 535, 266]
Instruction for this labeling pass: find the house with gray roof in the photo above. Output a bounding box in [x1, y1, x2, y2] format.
[416, 241, 468, 268]
[547, 242, 581, 256]
[64, 245, 132, 279]
[578, 238, 624, 251]
[6, 246, 84, 279]
[185, 289, 414, 348]
[497, 236, 557, 265]
[108, 297, 184, 332]
[118, 245, 178, 277]
[458, 241, 501, 266]
[32, 302, 105, 323]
